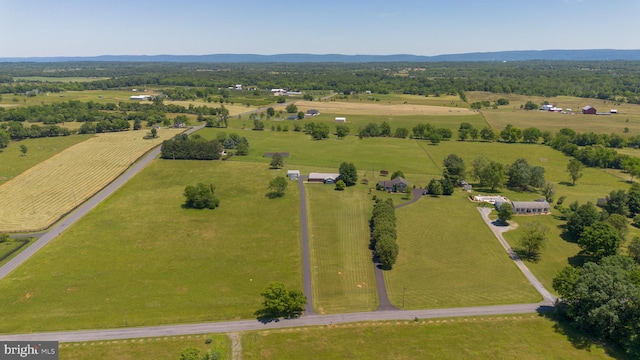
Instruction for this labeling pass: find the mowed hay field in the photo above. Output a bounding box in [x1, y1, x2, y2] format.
[242, 315, 614, 360]
[0, 134, 92, 183]
[293, 100, 474, 116]
[0, 160, 301, 333]
[307, 185, 378, 314]
[0, 128, 184, 232]
[465, 91, 640, 134]
[385, 195, 541, 309]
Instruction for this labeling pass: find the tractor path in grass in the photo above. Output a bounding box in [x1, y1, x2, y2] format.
[0, 124, 202, 281]
[477, 207, 557, 303]
[0, 302, 553, 342]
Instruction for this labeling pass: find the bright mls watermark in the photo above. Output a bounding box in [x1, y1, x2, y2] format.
[1, 341, 58, 359]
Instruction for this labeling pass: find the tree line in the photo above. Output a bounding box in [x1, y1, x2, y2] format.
[370, 198, 399, 269]
[5, 61, 640, 103]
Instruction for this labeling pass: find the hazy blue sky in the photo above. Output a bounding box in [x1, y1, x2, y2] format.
[1, 0, 638, 57]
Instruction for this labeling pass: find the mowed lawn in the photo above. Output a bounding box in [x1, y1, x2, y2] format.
[385, 195, 541, 309]
[307, 185, 378, 314]
[0, 160, 301, 333]
[242, 315, 614, 359]
[502, 214, 582, 294]
[59, 334, 230, 360]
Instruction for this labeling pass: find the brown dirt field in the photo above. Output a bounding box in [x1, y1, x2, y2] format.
[293, 100, 474, 116]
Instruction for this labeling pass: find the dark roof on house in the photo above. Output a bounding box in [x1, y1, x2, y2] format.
[583, 105, 595, 111]
[377, 176, 408, 188]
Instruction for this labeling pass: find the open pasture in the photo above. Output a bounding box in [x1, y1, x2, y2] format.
[466, 92, 640, 116]
[307, 185, 378, 314]
[242, 315, 613, 359]
[482, 109, 640, 135]
[0, 128, 183, 232]
[60, 334, 230, 360]
[293, 100, 474, 116]
[0, 134, 92, 183]
[198, 127, 443, 181]
[329, 93, 468, 108]
[0, 160, 301, 332]
[385, 194, 541, 309]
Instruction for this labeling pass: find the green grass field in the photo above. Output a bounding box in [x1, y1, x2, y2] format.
[0, 238, 33, 266]
[0, 135, 93, 183]
[0, 160, 301, 332]
[242, 315, 615, 359]
[307, 185, 378, 314]
[385, 194, 541, 308]
[502, 214, 582, 294]
[59, 334, 230, 360]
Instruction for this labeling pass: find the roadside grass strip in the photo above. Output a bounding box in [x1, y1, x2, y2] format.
[241, 315, 613, 360]
[0, 129, 183, 232]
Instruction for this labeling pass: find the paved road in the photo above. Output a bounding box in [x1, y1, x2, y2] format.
[297, 175, 315, 315]
[0, 302, 551, 342]
[0, 124, 204, 282]
[477, 207, 557, 303]
[0, 123, 559, 343]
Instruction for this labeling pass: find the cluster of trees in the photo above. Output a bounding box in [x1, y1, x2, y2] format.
[8, 61, 640, 103]
[468, 155, 546, 192]
[553, 256, 640, 356]
[338, 162, 358, 186]
[469, 98, 509, 109]
[2, 121, 72, 140]
[215, 132, 249, 156]
[160, 134, 223, 160]
[267, 176, 288, 198]
[411, 123, 452, 144]
[427, 154, 466, 196]
[256, 282, 306, 319]
[78, 118, 130, 134]
[301, 122, 330, 140]
[370, 198, 399, 269]
[183, 183, 220, 210]
[561, 186, 640, 260]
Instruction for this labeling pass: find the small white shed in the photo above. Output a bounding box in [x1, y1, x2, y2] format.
[335, 117, 346, 122]
[287, 170, 300, 181]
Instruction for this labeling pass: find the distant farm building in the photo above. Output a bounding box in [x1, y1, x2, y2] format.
[541, 104, 553, 111]
[308, 172, 340, 184]
[130, 95, 153, 101]
[611, 109, 618, 114]
[582, 106, 597, 115]
[377, 177, 408, 192]
[305, 109, 320, 117]
[287, 170, 300, 181]
[335, 117, 347, 123]
[549, 107, 563, 112]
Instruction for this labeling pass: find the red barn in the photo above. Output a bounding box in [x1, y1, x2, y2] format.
[582, 106, 597, 114]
